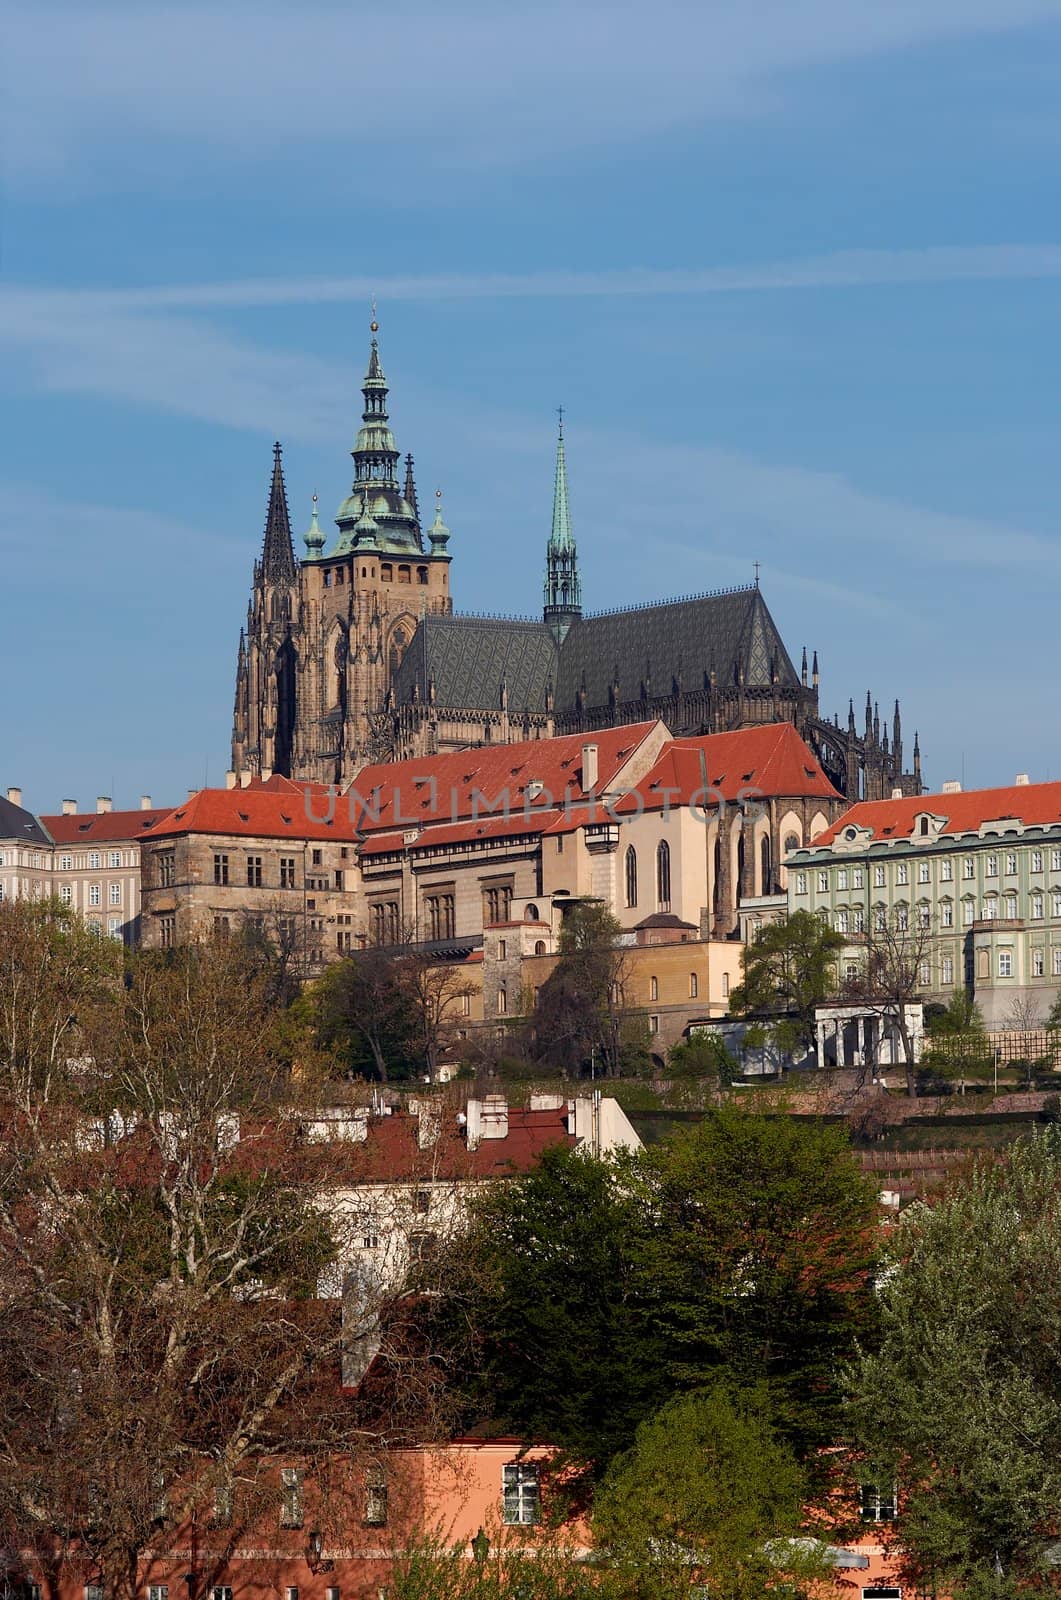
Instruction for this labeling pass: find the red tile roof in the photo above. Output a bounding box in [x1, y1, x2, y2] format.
[43, 807, 173, 843]
[813, 781, 1061, 847]
[359, 810, 563, 857]
[332, 1106, 577, 1182]
[345, 723, 658, 833]
[140, 723, 835, 849]
[612, 722, 840, 814]
[141, 788, 366, 844]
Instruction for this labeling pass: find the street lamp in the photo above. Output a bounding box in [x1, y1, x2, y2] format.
[471, 1528, 490, 1563]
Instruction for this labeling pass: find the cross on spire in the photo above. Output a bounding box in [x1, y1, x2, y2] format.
[753, 560, 761, 587]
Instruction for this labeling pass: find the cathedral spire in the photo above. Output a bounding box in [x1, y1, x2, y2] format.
[261, 442, 297, 584]
[550, 407, 574, 550]
[544, 410, 582, 642]
[334, 310, 422, 554]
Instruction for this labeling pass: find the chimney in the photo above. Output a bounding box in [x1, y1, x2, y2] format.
[941, 780, 962, 794]
[261, 767, 273, 783]
[6, 786, 22, 807]
[186, 788, 197, 802]
[96, 796, 112, 814]
[480, 1094, 509, 1141]
[891, 788, 903, 800]
[417, 1105, 442, 1150]
[239, 771, 252, 789]
[225, 770, 237, 790]
[62, 798, 77, 816]
[582, 742, 599, 792]
[139, 794, 152, 810]
[1015, 773, 1030, 787]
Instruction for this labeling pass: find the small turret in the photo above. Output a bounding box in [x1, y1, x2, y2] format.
[428, 490, 451, 558]
[303, 493, 326, 557]
[811, 650, 819, 689]
[801, 646, 808, 688]
[913, 731, 922, 789]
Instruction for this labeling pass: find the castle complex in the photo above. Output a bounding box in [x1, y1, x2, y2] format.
[232, 322, 921, 800]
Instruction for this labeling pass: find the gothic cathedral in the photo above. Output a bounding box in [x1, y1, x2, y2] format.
[232, 324, 921, 800]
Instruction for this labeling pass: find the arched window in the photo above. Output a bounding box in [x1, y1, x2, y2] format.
[760, 835, 772, 893]
[649, 976, 659, 1002]
[656, 840, 671, 910]
[624, 846, 638, 908]
[534, 940, 546, 956]
[525, 903, 540, 922]
[417, 566, 429, 585]
[784, 832, 799, 856]
[397, 564, 411, 584]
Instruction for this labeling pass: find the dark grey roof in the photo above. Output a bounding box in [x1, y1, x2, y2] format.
[394, 614, 558, 713]
[395, 587, 798, 720]
[0, 795, 52, 846]
[556, 586, 798, 711]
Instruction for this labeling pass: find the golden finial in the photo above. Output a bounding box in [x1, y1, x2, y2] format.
[370, 298, 379, 335]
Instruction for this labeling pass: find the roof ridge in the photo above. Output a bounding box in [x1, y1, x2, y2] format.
[582, 584, 755, 620]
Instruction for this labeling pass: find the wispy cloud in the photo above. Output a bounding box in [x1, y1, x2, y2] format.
[6, 0, 1061, 182]
[6, 246, 1061, 320]
[2, 270, 1058, 595]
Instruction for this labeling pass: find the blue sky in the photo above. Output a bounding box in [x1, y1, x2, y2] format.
[3, 0, 1061, 811]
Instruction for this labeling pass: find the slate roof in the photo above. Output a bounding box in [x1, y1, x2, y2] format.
[392, 614, 558, 713]
[557, 586, 799, 710]
[394, 587, 798, 716]
[0, 795, 51, 846]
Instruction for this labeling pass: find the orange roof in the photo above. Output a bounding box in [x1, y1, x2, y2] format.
[142, 788, 365, 844]
[141, 723, 834, 850]
[612, 722, 840, 814]
[814, 780, 1061, 847]
[43, 807, 174, 843]
[359, 810, 564, 857]
[345, 723, 658, 832]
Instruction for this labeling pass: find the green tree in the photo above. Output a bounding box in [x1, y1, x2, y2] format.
[389, 1533, 600, 1600]
[594, 1385, 822, 1600]
[923, 991, 990, 1088]
[628, 1108, 880, 1464]
[728, 911, 844, 1058]
[441, 1143, 653, 1471]
[668, 1032, 739, 1084]
[443, 1110, 879, 1478]
[848, 1131, 1061, 1595]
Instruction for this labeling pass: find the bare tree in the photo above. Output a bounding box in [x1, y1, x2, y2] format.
[314, 946, 420, 1082]
[0, 903, 449, 1600]
[841, 905, 935, 1097]
[401, 952, 477, 1082]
